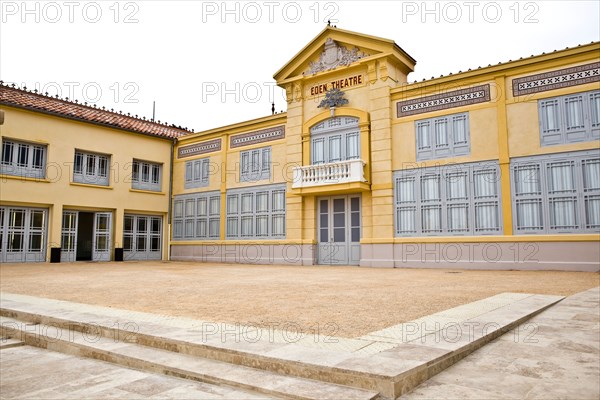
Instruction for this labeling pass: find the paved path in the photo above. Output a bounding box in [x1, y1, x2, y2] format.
[1, 288, 598, 399]
[402, 287, 600, 400]
[0, 345, 274, 399]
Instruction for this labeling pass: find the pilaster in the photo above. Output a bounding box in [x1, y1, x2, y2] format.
[495, 76, 514, 235]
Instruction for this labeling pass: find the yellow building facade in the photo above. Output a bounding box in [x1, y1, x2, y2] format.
[0, 86, 187, 263]
[170, 27, 599, 271]
[2, 27, 599, 271]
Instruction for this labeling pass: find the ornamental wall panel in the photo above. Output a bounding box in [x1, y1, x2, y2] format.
[512, 62, 600, 96]
[178, 138, 222, 159]
[229, 125, 285, 148]
[397, 85, 491, 117]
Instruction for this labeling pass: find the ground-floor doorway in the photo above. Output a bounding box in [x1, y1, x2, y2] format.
[317, 195, 361, 265]
[123, 214, 162, 260]
[61, 211, 112, 262]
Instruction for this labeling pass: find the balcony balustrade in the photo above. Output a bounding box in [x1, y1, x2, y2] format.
[292, 159, 366, 189]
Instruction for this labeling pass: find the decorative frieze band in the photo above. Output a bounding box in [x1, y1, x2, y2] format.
[396, 84, 491, 117]
[512, 62, 600, 96]
[230, 125, 285, 148]
[178, 138, 221, 158]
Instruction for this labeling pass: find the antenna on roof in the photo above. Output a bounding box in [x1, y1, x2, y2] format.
[152, 101, 156, 122]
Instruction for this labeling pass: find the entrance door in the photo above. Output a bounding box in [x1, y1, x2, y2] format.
[317, 195, 361, 265]
[123, 214, 162, 260]
[92, 212, 111, 261]
[66, 211, 112, 262]
[61, 211, 78, 262]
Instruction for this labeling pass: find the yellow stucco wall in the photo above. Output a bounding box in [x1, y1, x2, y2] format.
[392, 101, 500, 170]
[506, 81, 600, 158]
[173, 115, 289, 196]
[386, 45, 599, 244]
[0, 106, 173, 260]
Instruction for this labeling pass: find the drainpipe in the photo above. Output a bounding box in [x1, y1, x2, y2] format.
[167, 138, 175, 261]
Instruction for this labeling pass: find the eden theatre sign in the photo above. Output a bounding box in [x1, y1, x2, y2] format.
[309, 74, 364, 96]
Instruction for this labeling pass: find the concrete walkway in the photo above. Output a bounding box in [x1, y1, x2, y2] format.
[402, 287, 600, 399]
[0, 291, 565, 399]
[1, 287, 598, 399]
[0, 345, 274, 399]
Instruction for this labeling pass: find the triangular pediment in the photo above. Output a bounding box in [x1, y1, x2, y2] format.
[273, 26, 416, 84]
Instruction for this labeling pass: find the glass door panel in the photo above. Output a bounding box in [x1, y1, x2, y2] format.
[92, 212, 111, 261]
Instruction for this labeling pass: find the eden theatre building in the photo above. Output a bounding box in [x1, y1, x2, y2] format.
[1, 27, 599, 271]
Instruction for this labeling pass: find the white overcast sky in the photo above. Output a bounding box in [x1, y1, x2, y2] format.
[1, 0, 599, 132]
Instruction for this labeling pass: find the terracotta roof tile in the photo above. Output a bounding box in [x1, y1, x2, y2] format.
[0, 82, 190, 139]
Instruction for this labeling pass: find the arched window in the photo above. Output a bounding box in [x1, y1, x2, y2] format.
[310, 117, 359, 164]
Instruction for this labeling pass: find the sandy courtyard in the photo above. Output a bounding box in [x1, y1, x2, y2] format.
[1, 261, 598, 337]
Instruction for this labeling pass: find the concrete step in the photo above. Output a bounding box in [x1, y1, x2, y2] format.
[0, 316, 379, 400]
[0, 293, 564, 399]
[0, 337, 24, 350]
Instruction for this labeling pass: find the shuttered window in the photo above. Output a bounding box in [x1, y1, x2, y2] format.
[538, 90, 600, 146]
[394, 161, 502, 236]
[415, 113, 470, 161]
[511, 150, 600, 234]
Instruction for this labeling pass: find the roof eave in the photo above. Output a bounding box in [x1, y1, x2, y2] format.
[0, 102, 181, 141]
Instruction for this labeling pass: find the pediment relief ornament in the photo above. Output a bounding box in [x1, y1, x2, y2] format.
[307, 38, 370, 74]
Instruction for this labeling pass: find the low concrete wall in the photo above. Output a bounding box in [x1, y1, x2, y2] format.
[170, 243, 316, 266]
[361, 242, 600, 272]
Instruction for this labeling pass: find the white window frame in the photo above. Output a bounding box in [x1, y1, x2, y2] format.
[60, 211, 77, 262]
[172, 191, 220, 240]
[73, 150, 110, 186]
[240, 147, 271, 182]
[538, 90, 600, 146]
[132, 160, 162, 192]
[511, 149, 600, 234]
[394, 161, 502, 236]
[1, 138, 47, 179]
[310, 117, 360, 165]
[226, 183, 286, 239]
[415, 112, 470, 161]
[184, 157, 210, 189]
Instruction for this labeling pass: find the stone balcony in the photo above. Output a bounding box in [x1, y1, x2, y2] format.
[292, 159, 367, 189]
